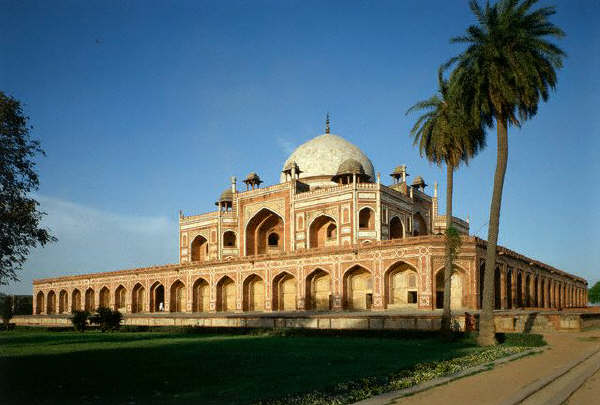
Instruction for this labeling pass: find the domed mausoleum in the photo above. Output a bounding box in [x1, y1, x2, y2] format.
[31, 121, 588, 322]
[280, 133, 375, 188]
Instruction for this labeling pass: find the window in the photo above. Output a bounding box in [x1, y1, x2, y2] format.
[359, 208, 373, 229]
[223, 231, 236, 247]
[408, 291, 418, 304]
[268, 233, 279, 246]
[408, 274, 417, 288]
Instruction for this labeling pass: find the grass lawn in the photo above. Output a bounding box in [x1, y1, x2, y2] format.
[0, 328, 500, 404]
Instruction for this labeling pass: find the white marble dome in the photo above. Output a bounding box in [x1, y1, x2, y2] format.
[280, 133, 375, 184]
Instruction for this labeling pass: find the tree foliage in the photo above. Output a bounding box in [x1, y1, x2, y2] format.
[589, 282, 600, 304]
[446, 0, 565, 346]
[89, 307, 123, 332]
[71, 310, 90, 332]
[0, 91, 56, 285]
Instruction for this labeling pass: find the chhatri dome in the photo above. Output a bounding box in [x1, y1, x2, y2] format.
[280, 117, 375, 187]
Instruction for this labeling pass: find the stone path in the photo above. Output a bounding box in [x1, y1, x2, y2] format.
[379, 331, 600, 405]
[567, 364, 600, 404]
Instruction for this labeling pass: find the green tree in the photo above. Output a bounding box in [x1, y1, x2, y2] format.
[447, 0, 565, 345]
[589, 282, 600, 304]
[71, 310, 90, 333]
[407, 67, 485, 335]
[0, 92, 56, 285]
[1, 296, 14, 330]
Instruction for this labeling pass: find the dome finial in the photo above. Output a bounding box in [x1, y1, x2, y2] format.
[325, 112, 330, 134]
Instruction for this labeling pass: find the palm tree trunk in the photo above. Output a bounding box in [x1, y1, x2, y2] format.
[441, 163, 454, 334]
[477, 115, 509, 346]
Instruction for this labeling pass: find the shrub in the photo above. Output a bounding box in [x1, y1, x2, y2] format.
[1, 298, 14, 330]
[89, 307, 123, 332]
[71, 310, 90, 332]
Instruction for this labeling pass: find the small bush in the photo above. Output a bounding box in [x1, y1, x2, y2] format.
[1, 299, 13, 330]
[71, 310, 90, 332]
[496, 333, 546, 347]
[89, 307, 123, 332]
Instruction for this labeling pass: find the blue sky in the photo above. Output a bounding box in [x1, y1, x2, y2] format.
[1, 0, 598, 294]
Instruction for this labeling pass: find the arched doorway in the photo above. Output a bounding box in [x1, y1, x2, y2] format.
[192, 278, 209, 312]
[435, 269, 464, 310]
[413, 213, 427, 236]
[305, 269, 331, 311]
[35, 291, 44, 314]
[506, 270, 513, 309]
[85, 288, 95, 312]
[99, 286, 110, 308]
[540, 279, 546, 308]
[389, 217, 404, 239]
[516, 272, 523, 307]
[272, 272, 297, 311]
[149, 282, 165, 312]
[216, 276, 236, 312]
[384, 262, 418, 309]
[170, 280, 186, 312]
[58, 290, 68, 314]
[358, 208, 374, 230]
[245, 208, 284, 256]
[46, 290, 56, 314]
[243, 274, 265, 311]
[131, 283, 145, 313]
[309, 215, 337, 248]
[191, 235, 208, 262]
[494, 267, 501, 309]
[114, 285, 126, 311]
[343, 265, 372, 310]
[71, 289, 81, 312]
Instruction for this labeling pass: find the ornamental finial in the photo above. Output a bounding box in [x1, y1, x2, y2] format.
[325, 112, 330, 134]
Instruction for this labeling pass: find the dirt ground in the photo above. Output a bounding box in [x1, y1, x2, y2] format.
[391, 331, 600, 405]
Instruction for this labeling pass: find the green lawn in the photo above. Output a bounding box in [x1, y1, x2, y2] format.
[0, 328, 484, 404]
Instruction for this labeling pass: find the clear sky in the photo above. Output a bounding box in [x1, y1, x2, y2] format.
[1, 0, 598, 295]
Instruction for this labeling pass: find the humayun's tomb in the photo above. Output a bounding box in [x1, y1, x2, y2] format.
[30, 125, 588, 327]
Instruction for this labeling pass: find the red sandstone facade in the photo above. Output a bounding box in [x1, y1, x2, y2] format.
[32, 132, 588, 315]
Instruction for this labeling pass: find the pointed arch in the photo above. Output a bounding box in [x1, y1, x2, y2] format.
[272, 271, 297, 311]
[242, 274, 265, 311]
[114, 285, 127, 311]
[46, 290, 56, 314]
[192, 277, 209, 312]
[305, 268, 331, 311]
[71, 289, 81, 312]
[384, 261, 418, 308]
[308, 215, 337, 248]
[389, 216, 404, 239]
[85, 288, 95, 312]
[223, 230, 237, 248]
[58, 290, 68, 314]
[169, 280, 186, 312]
[358, 207, 375, 230]
[35, 291, 45, 314]
[216, 275, 236, 312]
[131, 283, 145, 313]
[99, 286, 110, 309]
[412, 212, 427, 236]
[434, 265, 465, 310]
[245, 208, 284, 256]
[191, 235, 208, 262]
[149, 281, 165, 312]
[342, 265, 372, 310]
[494, 267, 502, 309]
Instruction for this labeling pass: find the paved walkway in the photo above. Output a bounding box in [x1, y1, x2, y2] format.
[387, 331, 600, 405]
[566, 353, 600, 404]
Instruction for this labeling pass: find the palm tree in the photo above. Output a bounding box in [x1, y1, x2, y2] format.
[407, 67, 484, 334]
[447, 0, 565, 345]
